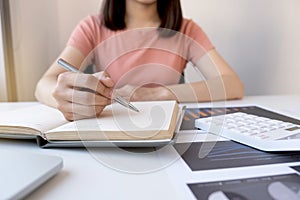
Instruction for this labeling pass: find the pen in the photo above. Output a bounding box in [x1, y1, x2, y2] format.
[57, 58, 139, 112]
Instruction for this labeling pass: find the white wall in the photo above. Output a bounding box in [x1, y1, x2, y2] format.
[9, 0, 100, 101]
[8, 0, 300, 101]
[183, 0, 300, 95]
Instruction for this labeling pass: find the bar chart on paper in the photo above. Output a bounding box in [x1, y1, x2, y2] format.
[179, 106, 300, 132]
[174, 141, 300, 171]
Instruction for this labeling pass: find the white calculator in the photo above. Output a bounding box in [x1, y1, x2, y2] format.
[195, 112, 300, 152]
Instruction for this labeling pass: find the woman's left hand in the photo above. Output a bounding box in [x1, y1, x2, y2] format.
[115, 85, 176, 101]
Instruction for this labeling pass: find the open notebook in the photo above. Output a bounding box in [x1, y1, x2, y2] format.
[0, 101, 182, 148]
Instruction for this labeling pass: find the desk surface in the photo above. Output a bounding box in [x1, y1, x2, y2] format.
[1, 95, 300, 200]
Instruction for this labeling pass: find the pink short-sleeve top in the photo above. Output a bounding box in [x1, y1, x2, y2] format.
[67, 15, 214, 87]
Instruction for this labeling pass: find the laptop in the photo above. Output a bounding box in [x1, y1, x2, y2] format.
[0, 149, 63, 200]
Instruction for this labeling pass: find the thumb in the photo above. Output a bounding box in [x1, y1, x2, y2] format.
[93, 71, 115, 88]
[92, 71, 105, 79]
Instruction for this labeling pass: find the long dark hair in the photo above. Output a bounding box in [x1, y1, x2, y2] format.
[102, 0, 183, 36]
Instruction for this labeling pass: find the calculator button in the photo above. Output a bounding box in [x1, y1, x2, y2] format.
[194, 111, 300, 151]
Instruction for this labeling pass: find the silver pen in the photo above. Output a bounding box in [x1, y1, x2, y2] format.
[57, 58, 139, 112]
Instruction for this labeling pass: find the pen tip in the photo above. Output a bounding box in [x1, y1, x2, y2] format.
[130, 105, 140, 112]
[133, 108, 140, 113]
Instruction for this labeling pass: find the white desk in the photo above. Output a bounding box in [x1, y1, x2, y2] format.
[1, 95, 300, 200]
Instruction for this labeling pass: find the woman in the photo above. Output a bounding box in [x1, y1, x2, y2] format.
[35, 0, 244, 121]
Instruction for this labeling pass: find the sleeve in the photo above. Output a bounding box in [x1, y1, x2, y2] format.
[67, 15, 100, 57]
[183, 20, 215, 63]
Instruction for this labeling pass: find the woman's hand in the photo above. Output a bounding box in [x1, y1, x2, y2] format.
[116, 84, 177, 101]
[52, 71, 114, 121]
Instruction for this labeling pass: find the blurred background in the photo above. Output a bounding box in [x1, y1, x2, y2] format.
[1, 0, 300, 102]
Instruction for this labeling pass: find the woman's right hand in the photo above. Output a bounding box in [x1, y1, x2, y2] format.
[52, 71, 114, 121]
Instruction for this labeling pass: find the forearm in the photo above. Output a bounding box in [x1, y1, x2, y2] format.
[35, 77, 58, 108]
[160, 74, 244, 103]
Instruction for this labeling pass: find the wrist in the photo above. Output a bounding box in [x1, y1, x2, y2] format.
[156, 86, 177, 101]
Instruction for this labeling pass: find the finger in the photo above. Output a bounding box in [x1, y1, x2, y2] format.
[70, 90, 112, 106]
[53, 86, 111, 106]
[63, 111, 104, 121]
[55, 100, 81, 121]
[63, 112, 88, 121]
[93, 71, 110, 78]
[58, 101, 106, 118]
[99, 76, 115, 88]
[83, 75, 112, 98]
[59, 72, 112, 98]
[52, 82, 74, 103]
[93, 71, 115, 88]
